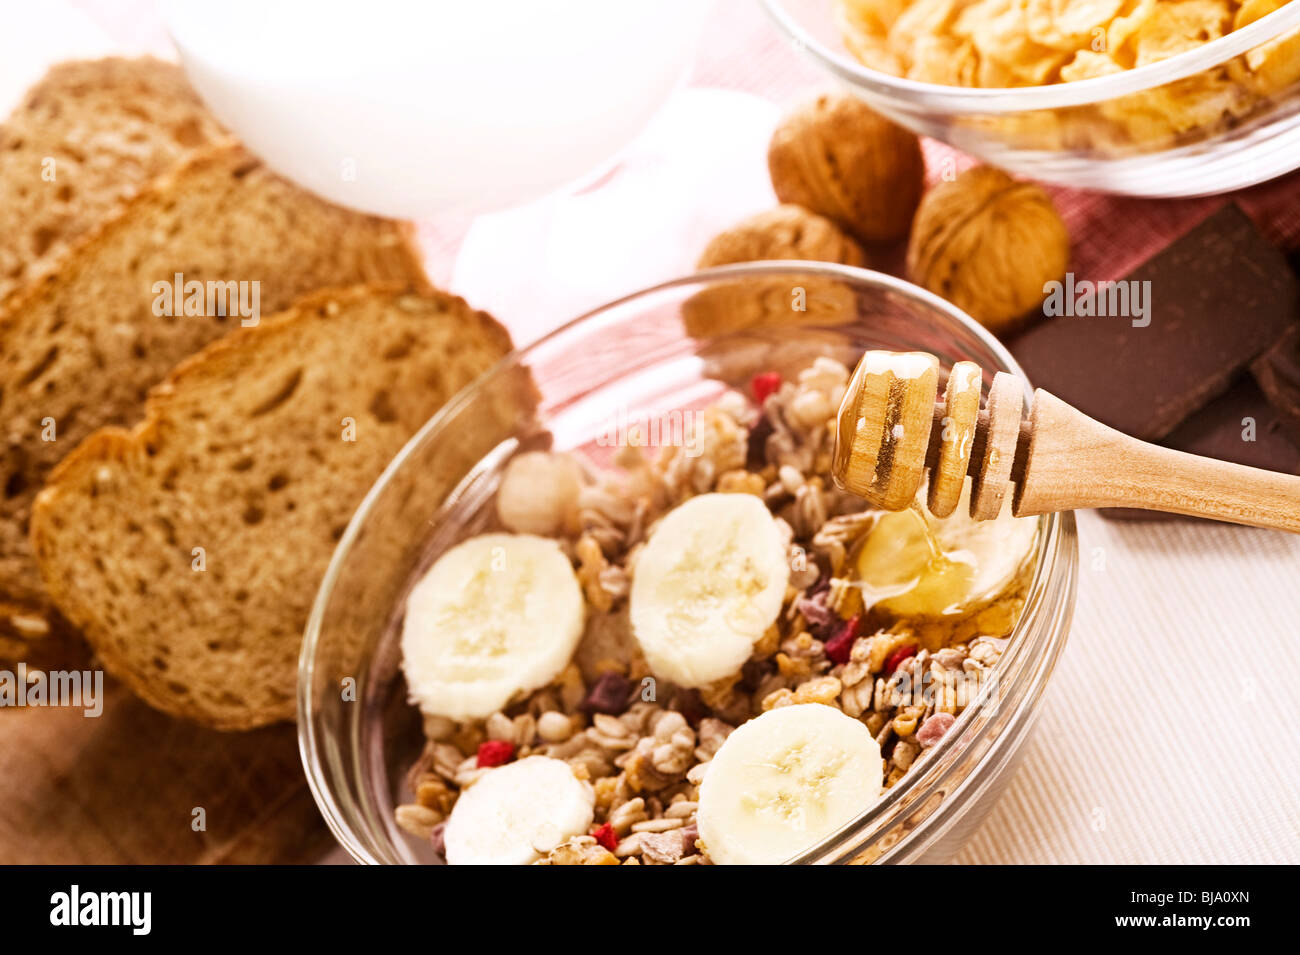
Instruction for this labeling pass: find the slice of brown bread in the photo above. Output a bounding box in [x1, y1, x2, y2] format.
[0, 141, 426, 663]
[31, 285, 515, 729]
[0, 57, 226, 304]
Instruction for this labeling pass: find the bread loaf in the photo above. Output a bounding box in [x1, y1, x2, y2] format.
[1, 143, 426, 661]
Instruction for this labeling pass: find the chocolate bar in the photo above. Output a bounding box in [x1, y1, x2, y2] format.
[1251, 323, 1300, 447]
[1160, 376, 1300, 474]
[1102, 376, 1300, 521]
[1011, 204, 1298, 443]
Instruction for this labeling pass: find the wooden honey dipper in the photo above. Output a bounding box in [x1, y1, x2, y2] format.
[831, 351, 1300, 532]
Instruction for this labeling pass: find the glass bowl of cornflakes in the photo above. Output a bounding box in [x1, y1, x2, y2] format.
[763, 0, 1300, 196]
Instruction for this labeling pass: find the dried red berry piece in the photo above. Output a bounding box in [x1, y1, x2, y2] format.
[751, 371, 781, 405]
[884, 644, 917, 676]
[824, 614, 860, 665]
[476, 740, 515, 768]
[591, 822, 618, 852]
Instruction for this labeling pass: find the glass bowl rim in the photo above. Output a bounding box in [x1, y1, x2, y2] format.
[761, 0, 1300, 114]
[297, 261, 1075, 864]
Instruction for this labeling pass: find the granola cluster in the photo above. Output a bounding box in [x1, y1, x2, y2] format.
[395, 356, 1029, 864]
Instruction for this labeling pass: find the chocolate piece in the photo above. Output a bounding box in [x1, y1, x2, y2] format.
[1012, 204, 1298, 442]
[1161, 376, 1300, 473]
[1251, 323, 1300, 446]
[1103, 376, 1300, 521]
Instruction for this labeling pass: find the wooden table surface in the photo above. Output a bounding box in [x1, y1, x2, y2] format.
[0, 677, 331, 864]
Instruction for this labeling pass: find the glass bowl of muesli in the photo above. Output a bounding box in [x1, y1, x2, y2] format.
[298, 262, 1078, 865]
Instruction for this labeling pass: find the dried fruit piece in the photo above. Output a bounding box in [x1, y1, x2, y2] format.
[824, 614, 861, 665]
[751, 371, 782, 405]
[591, 822, 619, 852]
[883, 643, 917, 676]
[476, 740, 516, 768]
[796, 588, 838, 639]
[581, 671, 632, 715]
[917, 711, 955, 747]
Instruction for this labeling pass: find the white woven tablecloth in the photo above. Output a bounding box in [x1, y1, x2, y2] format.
[11, 0, 1300, 864]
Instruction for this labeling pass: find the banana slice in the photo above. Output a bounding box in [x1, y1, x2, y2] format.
[855, 478, 1037, 618]
[697, 704, 883, 865]
[629, 492, 790, 688]
[443, 756, 595, 865]
[401, 533, 584, 720]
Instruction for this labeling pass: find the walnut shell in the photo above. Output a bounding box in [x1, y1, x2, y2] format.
[906, 166, 1070, 333]
[681, 275, 859, 339]
[697, 204, 866, 269]
[768, 93, 925, 242]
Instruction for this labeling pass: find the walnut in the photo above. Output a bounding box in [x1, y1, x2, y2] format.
[697, 204, 866, 269]
[680, 274, 858, 338]
[906, 165, 1069, 334]
[768, 93, 924, 242]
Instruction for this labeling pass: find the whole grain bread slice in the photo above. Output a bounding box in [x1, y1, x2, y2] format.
[0, 57, 226, 305]
[31, 285, 515, 729]
[0, 142, 427, 661]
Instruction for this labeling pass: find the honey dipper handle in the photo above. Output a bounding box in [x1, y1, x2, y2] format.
[1014, 390, 1300, 533]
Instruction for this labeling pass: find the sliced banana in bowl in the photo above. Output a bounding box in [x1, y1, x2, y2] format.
[629, 492, 790, 688]
[443, 756, 595, 865]
[401, 532, 585, 721]
[697, 703, 884, 865]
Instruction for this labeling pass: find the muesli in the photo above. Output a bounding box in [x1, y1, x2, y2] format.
[395, 356, 1037, 865]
